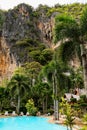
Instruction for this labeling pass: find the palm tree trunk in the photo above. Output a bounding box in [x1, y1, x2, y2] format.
[52, 73, 56, 119]
[17, 95, 20, 114]
[53, 70, 59, 120]
[80, 44, 87, 94]
[46, 95, 48, 113]
[42, 99, 45, 113]
[70, 125, 72, 130]
[55, 69, 59, 120]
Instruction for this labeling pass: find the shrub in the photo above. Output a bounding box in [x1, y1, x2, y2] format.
[47, 109, 54, 115]
[25, 99, 37, 116]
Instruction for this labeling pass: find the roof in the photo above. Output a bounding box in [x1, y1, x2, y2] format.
[64, 93, 80, 101]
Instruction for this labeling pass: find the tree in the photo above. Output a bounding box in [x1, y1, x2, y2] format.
[33, 82, 52, 113]
[7, 73, 29, 114]
[54, 9, 87, 94]
[23, 61, 42, 87]
[80, 7, 87, 93]
[30, 49, 53, 65]
[39, 57, 71, 120]
[0, 87, 10, 112]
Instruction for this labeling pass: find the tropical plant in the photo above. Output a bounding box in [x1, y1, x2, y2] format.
[54, 7, 87, 94]
[70, 67, 83, 89]
[33, 82, 52, 113]
[23, 61, 42, 87]
[0, 87, 10, 112]
[64, 104, 75, 130]
[39, 55, 72, 120]
[80, 114, 87, 130]
[7, 73, 29, 114]
[25, 99, 37, 116]
[60, 98, 75, 130]
[30, 48, 53, 65]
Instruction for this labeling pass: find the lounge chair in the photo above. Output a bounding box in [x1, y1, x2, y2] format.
[36, 111, 41, 116]
[26, 112, 29, 116]
[20, 112, 24, 116]
[12, 111, 17, 116]
[4, 111, 8, 116]
[47, 113, 50, 116]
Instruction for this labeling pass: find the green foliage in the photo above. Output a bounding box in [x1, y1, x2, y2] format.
[30, 49, 53, 65]
[47, 3, 85, 18]
[83, 113, 87, 123]
[54, 14, 79, 42]
[80, 6, 87, 40]
[70, 68, 84, 89]
[56, 41, 76, 64]
[80, 114, 87, 130]
[32, 11, 40, 18]
[17, 61, 42, 89]
[70, 97, 77, 103]
[40, 58, 72, 95]
[14, 38, 46, 63]
[0, 87, 11, 112]
[0, 10, 5, 30]
[24, 61, 42, 80]
[78, 95, 87, 107]
[41, 49, 53, 61]
[16, 38, 39, 47]
[34, 82, 51, 98]
[8, 73, 29, 113]
[80, 95, 87, 101]
[33, 82, 52, 113]
[60, 98, 75, 130]
[53, 7, 87, 94]
[25, 99, 37, 115]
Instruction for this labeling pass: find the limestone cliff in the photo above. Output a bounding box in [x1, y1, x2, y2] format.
[0, 3, 55, 82]
[0, 3, 80, 82]
[0, 37, 17, 83]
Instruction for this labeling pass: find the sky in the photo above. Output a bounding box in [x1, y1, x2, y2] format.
[0, 0, 86, 10]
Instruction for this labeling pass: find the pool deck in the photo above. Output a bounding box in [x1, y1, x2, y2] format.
[46, 116, 83, 130]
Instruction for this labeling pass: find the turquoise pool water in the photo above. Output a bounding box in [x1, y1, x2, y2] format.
[0, 116, 67, 130]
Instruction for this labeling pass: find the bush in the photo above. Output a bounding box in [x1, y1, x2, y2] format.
[47, 109, 54, 115]
[25, 99, 37, 116]
[70, 97, 77, 103]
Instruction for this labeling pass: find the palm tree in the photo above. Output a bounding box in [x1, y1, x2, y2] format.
[34, 82, 51, 113]
[40, 57, 71, 120]
[8, 73, 29, 114]
[54, 8, 87, 94]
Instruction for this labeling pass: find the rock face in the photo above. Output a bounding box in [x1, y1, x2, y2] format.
[0, 3, 55, 82]
[3, 4, 39, 43]
[0, 37, 17, 83]
[2, 3, 54, 47]
[0, 3, 80, 82]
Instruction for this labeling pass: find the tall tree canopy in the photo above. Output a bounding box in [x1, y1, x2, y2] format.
[54, 7, 87, 93]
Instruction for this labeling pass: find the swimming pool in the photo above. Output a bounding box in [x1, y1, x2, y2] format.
[0, 116, 67, 130]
